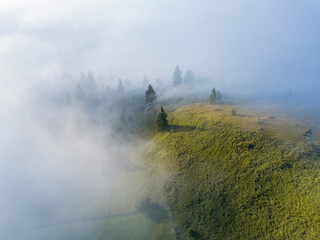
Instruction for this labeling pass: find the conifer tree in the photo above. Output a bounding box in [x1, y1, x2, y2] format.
[79, 72, 98, 97]
[209, 88, 217, 104]
[87, 72, 98, 93]
[184, 70, 195, 84]
[217, 90, 222, 103]
[75, 85, 85, 101]
[118, 79, 125, 93]
[173, 65, 182, 87]
[156, 106, 168, 131]
[145, 84, 157, 104]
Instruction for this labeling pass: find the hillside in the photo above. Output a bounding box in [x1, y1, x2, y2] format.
[8, 101, 320, 240]
[9, 213, 174, 240]
[142, 103, 320, 239]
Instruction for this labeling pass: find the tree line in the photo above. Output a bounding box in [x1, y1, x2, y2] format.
[70, 68, 223, 132]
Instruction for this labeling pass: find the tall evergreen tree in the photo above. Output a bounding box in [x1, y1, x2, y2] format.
[156, 106, 168, 131]
[75, 84, 85, 101]
[87, 72, 98, 91]
[145, 84, 157, 104]
[209, 88, 217, 104]
[79, 72, 97, 93]
[173, 65, 182, 87]
[118, 79, 125, 93]
[79, 72, 98, 101]
[217, 90, 222, 103]
[86, 71, 99, 104]
[184, 70, 195, 84]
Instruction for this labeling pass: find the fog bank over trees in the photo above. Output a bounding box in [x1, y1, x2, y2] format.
[1, 0, 320, 102]
[1, 0, 320, 237]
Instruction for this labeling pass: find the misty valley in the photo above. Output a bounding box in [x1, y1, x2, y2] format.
[2, 69, 320, 240]
[1, 1, 320, 239]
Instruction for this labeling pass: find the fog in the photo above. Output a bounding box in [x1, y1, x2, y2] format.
[0, 81, 147, 237]
[1, 0, 320, 238]
[1, 0, 320, 91]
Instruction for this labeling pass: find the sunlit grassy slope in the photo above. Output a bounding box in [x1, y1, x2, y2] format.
[143, 103, 320, 239]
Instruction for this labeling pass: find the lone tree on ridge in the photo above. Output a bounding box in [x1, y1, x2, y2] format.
[216, 90, 222, 103]
[145, 84, 157, 104]
[184, 70, 195, 84]
[118, 79, 125, 93]
[172, 65, 182, 87]
[209, 88, 217, 104]
[157, 106, 169, 131]
[75, 85, 85, 101]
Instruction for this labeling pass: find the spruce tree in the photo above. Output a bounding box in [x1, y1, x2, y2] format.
[145, 84, 157, 104]
[217, 90, 222, 103]
[75, 85, 85, 101]
[118, 79, 125, 93]
[156, 106, 168, 131]
[87, 72, 98, 93]
[184, 70, 195, 84]
[173, 65, 182, 87]
[209, 88, 217, 104]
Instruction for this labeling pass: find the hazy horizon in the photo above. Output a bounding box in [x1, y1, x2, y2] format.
[1, 1, 320, 95]
[1, 0, 320, 238]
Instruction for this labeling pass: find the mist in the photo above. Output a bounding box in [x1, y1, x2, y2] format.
[1, 0, 320, 92]
[0, 80, 148, 238]
[1, 0, 320, 238]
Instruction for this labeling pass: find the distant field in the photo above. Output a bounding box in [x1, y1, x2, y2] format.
[174, 103, 320, 144]
[6, 158, 175, 240]
[9, 213, 174, 240]
[143, 103, 320, 239]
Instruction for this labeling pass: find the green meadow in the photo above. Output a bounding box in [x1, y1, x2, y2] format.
[142, 103, 320, 239]
[10, 101, 320, 240]
[10, 213, 174, 240]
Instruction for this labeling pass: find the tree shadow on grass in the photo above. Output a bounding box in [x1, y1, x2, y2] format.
[236, 114, 251, 118]
[167, 125, 196, 132]
[311, 144, 320, 155]
[136, 198, 170, 224]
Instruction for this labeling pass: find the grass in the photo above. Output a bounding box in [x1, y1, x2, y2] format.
[173, 103, 320, 143]
[8, 100, 320, 240]
[9, 213, 175, 240]
[142, 103, 320, 239]
[6, 146, 175, 240]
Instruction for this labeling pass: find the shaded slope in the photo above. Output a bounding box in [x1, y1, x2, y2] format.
[9, 213, 174, 240]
